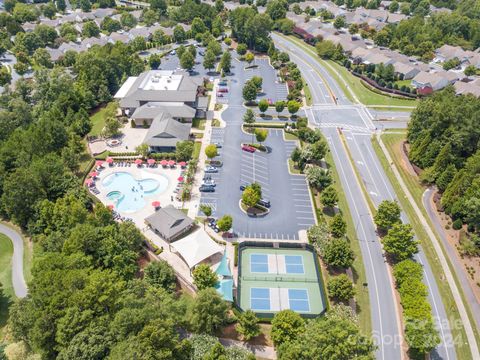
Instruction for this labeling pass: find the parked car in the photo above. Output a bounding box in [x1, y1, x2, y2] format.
[170, 50, 176, 55]
[212, 142, 222, 148]
[242, 144, 256, 153]
[205, 166, 218, 173]
[258, 199, 271, 208]
[209, 160, 223, 167]
[217, 92, 224, 97]
[240, 184, 247, 191]
[199, 51, 204, 55]
[218, 80, 227, 86]
[202, 179, 216, 187]
[218, 87, 228, 93]
[199, 185, 215, 192]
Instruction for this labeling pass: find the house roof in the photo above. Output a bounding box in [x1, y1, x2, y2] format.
[144, 113, 192, 147]
[145, 205, 194, 240]
[413, 71, 448, 88]
[117, 70, 199, 108]
[170, 228, 222, 269]
[131, 102, 196, 119]
[393, 62, 419, 75]
[454, 81, 480, 97]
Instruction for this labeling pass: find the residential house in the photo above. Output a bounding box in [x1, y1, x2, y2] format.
[412, 71, 449, 93]
[454, 79, 480, 97]
[145, 205, 195, 241]
[131, 102, 196, 126]
[363, 52, 395, 65]
[393, 62, 420, 79]
[386, 13, 407, 23]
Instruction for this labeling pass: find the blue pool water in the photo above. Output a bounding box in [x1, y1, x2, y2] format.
[103, 172, 169, 213]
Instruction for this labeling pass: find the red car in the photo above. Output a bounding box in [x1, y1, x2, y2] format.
[241, 144, 256, 153]
[218, 87, 229, 93]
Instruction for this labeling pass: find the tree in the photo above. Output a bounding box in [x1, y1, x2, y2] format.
[0, 65, 12, 86]
[207, 40, 222, 57]
[236, 43, 247, 55]
[149, 54, 161, 69]
[120, 12, 137, 29]
[274, 101, 285, 115]
[329, 214, 347, 238]
[103, 117, 121, 138]
[136, 143, 150, 158]
[191, 17, 207, 36]
[217, 215, 233, 232]
[192, 264, 218, 290]
[277, 309, 375, 359]
[144, 260, 177, 292]
[374, 200, 401, 231]
[258, 99, 269, 114]
[305, 166, 332, 190]
[389, 0, 399, 12]
[405, 318, 440, 356]
[321, 186, 338, 208]
[287, 100, 300, 115]
[34, 48, 52, 68]
[242, 186, 261, 208]
[464, 65, 477, 76]
[243, 81, 258, 103]
[333, 16, 346, 29]
[180, 51, 195, 71]
[219, 51, 231, 74]
[255, 128, 268, 146]
[322, 238, 354, 268]
[266, 0, 287, 20]
[200, 204, 212, 218]
[188, 288, 228, 334]
[327, 274, 355, 302]
[316, 40, 337, 59]
[82, 21, 100, 38]
[205, 144, 218, 159]
[150, 0, 167, 14]
[175, 140, 193, 161]
[203, 50, 216, 72]
[393, 259, 423, 288]
[245, 52, 254, 64]
[57, 0, 66, 12]
[188, 45, 197, 58]
[173, 25, 186, 43]
[101, 17, 121, 33]
[236, 310, 260, 341]
[271, 310, 305, 346]
[382, 223, 419, 262]
[215, 0, 224, 12]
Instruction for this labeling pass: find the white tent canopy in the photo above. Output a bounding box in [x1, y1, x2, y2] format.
[170, 229, 222, 269]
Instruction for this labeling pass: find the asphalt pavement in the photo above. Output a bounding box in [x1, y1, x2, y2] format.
[0, 223, 27, 298]
[273, 33, 456, 360]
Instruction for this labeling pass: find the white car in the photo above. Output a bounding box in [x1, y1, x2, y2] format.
[170, 50, 176, 55]
[202, 179, 216, 187]
[205, 166, 218, 173]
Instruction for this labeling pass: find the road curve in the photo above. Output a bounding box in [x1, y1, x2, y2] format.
[423, 188, 480, 330]
[0, 223, 28, 298]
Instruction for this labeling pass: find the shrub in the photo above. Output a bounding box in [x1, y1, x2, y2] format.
[452, 219, 463, 230]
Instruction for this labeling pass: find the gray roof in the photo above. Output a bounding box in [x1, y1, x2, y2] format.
[119, 71, 199, 108]
[145, 205, 194, 240]
[132, 102, 196, 119]
[46, 47, 64, 62]
[144, 113, 192, 147]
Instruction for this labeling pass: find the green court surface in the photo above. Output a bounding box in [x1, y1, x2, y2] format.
[238, 245, 326, 316]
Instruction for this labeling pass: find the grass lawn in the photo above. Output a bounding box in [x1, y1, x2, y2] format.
[0, 234, 13, 338]
[303, 79, 313, 106]
[288, 159, 301, 174]
[394, 79, 412, 89]
[192, 118, 206, 130]
[192, 141, 202, 160]
[284, 131, 299, 141]
[212, 119, 221, 127]
[88, 102, 117, 137]
[282, 34, 418, 109]
[372, 133, 479, 359]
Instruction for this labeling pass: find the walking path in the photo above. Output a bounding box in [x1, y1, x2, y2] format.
[219, 337, 276, 359]
[0, 223, 27, 298]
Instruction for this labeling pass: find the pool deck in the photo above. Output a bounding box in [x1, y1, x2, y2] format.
[92, 163, 199, 283]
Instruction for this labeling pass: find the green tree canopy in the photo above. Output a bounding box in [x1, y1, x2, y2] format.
[144, 260, 177, 292]
[374, 200, 401, 231]
[236, 310, 260, 340]
[192, 263, 218, 290]
[382, 223, 419, 262]
[327, 274, 355, 303]
[188, 288, 228, 334]
[271, 310, 305, 346]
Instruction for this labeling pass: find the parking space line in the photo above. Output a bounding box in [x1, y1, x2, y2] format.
[297, 216, 314, 220]
[298, 223, 314, 226]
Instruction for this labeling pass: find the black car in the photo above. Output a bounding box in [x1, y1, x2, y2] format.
[258, 199, 271, 208]
[209, 160, 223, 167]
[240, 184, 246, 191]
[199, 185, 215, 192]
[203, 175, 212, 181]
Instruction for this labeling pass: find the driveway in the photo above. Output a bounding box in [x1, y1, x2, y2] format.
[0, 223, 27, 298]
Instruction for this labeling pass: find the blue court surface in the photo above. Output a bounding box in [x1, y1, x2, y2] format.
[288, 289, 310, 312]
[251, 288, 270, 310]
[250, 254, 269, 273]
[285, 255, 304, 274]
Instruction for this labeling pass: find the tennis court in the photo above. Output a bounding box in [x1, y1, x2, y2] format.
[238, 245, 326, 316]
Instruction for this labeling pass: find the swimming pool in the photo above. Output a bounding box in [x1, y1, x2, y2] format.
[102, 172, 169, 213]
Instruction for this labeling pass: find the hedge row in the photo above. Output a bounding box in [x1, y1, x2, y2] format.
[243, 123, 285, 129]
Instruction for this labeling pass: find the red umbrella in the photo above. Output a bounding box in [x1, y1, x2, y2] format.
[106, 157, 113, 164]
[160, 160, 168, 166]
[107, 204, 114, 210]
[95, 160, 104, 167]
[89, 171, 98, 178]
[178, 161, 186, 167]
[151, 201, 160, 208]
[134, 159, 143, 165]
[168, 160, 175, 166]
[85, 178, 94, 186]
[177, 176, 184, 182]
[147, 158, 155, 165]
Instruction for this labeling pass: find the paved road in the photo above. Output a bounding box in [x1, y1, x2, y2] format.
[273, 33, 456, 360]
[0, 223, 27, 298]
[423, 188, 480, 331]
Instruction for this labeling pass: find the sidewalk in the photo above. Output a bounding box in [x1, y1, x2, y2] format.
[219, 337, 276, 360]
